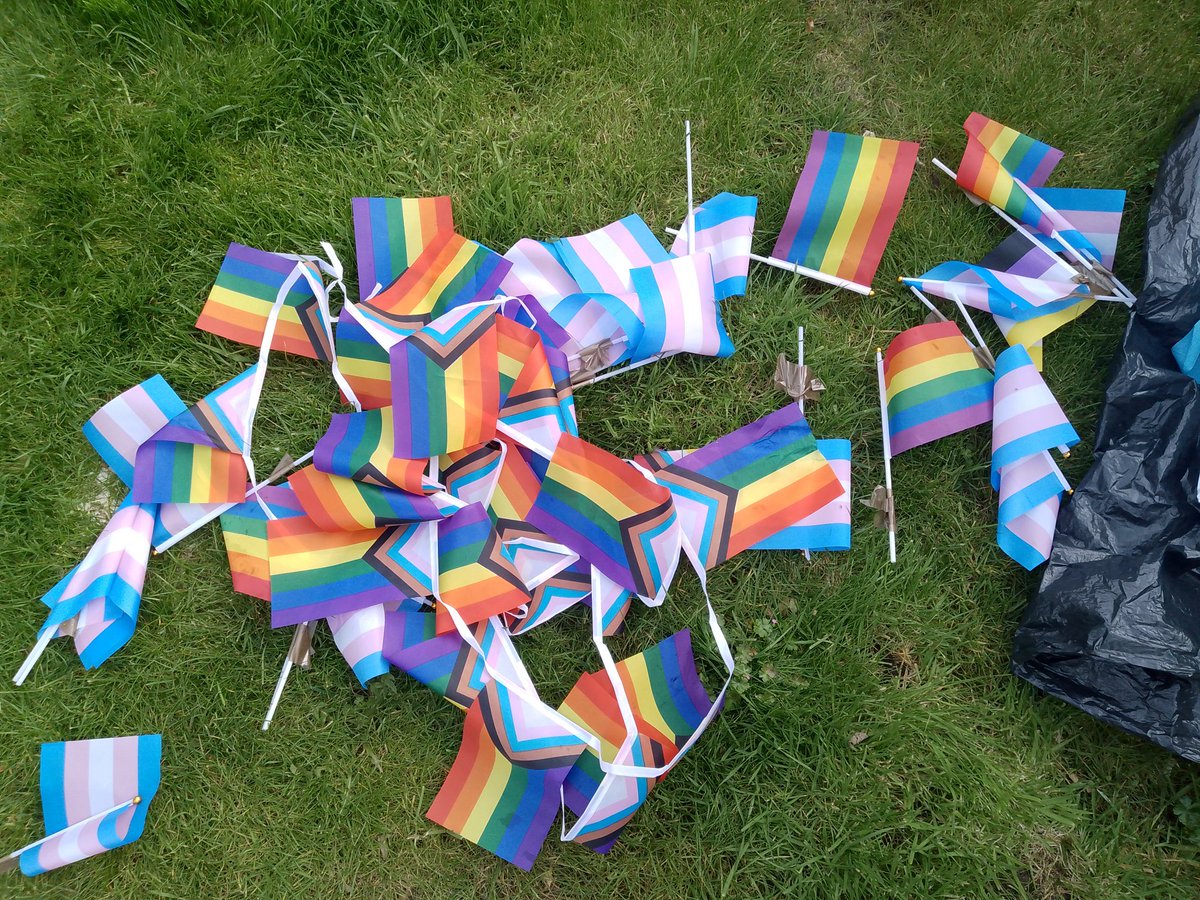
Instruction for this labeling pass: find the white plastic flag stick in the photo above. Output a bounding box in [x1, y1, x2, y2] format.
[573, 352, 672, 387]
[906, 284, 995, 369]
[12, 628, 57, 686]
[750, 252, 874, 296]
[2, 797, 139, 866]
[262, 621, 317, 731]
[875, 349, 897, 564]
[797, 326, 811, 563]
[685, 120, 695, 253]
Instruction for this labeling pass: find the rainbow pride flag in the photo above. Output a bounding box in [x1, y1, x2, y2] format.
[558, 630, 715, 853]
[671, 192, 758, 300]
[506, 561, 591, 636]
[8, 735, 161, 876]
[327, 603, 393, 688]
[288, 465, 459, 532]
[992, 345, 1078, 569]
[434, 503, 529, 634]
[426, 680, 588, 871]
[333, 303, 394, 409]
[629, 251, 734, 361]
[656, 405, 843, 569]
[267, 515, 435, 627]
[488, 436, 542, 531]
[770, 131, 919, 289]
[352, 196, 454, 299]
[497, 316, 573, 451]
[314, 406, 430, 494]
[367, 231, 510, 332]
[390, 305, 501, 459]
[383, 602, 532, 709]
[195, 244, 331, 360]
[33, 497, 157, 670]
[218, 484, 306, 601]
[750, 438, 852, 551]
[526, 434, 680, 601]
[883, 321, 994, 456]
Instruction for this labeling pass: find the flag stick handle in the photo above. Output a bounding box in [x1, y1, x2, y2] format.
[906, 284, 950, 323]
[749, 252, 874, 296]
[4, 798, 138, 862]
[573, 352, 671, 387]
[261, 622, 313, 731]
[12, 627, 57, 686]
[876, 349, 897, 564]
[949, 297, 994, 368]
[797, 326, 811, 563]
[1045, 450, 1071, 492]
[930, 158, 1078, 279]
[684, 120, 695, 254]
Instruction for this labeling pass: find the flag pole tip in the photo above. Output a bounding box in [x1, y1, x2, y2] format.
[132, 795, 142, 805]
[1067, 488, 1075, 495]
[876, 347, 882, 354]
[1063, 451, 1071, 458]
[869, 289, 876, 296]
[896, 277, 903, 283]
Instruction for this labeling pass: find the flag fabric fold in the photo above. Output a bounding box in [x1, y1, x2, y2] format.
[671, 192, 758, 300]
[902, 261, 1089, 322]
[629, 251, 734, 361]
[352, 196, 454, 299]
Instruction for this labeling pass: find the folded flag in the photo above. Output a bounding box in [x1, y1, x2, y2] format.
[132, 366, 259, 505]
[83, 375, 188, 488]
[497, 315, 574, 451]
[671, 192, 758, 300]
[883, 321, 994, 455]
[750, 438, 852, 551]
[195, 243, 331, 360]
[498, 238, 581, 306]
[390, 304, 501, 459]
[992, 344, 1079, 569]
[553, 214, 672, 294]
[770, 130, 919, 290]
[366, 231, 510, 332]
[4, 734, 161, 876]
[440, 441, 505, 508]
[426, 679, 588, 871]
[218, 484, 306, 601]
[288, 465, 460, 532]
[629, 252, 734, 361]
[267, 515, 435, 627]
[527, 434, 681, 602]
[656, 405, 843, 569]
[506, 557, 591, 636]
[955, 113, 1099, 262]
[333, 303, 395, 410]
[327, 602, 394, 688]
[1021, 186, 1126, 270]
[545, 291, 645, 373]
[352, 196, 454, 299]
[435, 502, 529, 634]
[314, 406, 431, 495]
[32, 496, 156, 670]
[902, 261, 1089, 322]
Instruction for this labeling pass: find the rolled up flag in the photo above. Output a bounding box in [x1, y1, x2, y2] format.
[902, 261, 1089, 322]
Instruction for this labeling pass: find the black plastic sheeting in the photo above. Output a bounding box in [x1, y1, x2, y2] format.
[1012, 101, 1200, 761]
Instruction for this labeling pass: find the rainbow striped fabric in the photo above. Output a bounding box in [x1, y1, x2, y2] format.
[559, 630, 715, 853]
[218, 485, 305, 601]
[498, 238, 581, 306]
[383, 602, 532, 709]
[956, 113, 1099, 261]
[367, 231, 510, 332]
[671, 192, 758, 300]
[992, 345, 1079, 569]
[426, 679, 588, 871]
[883, 322, 994, 456]
[333, 303, 395, 409]
[327, 603, 393, 688]
[435, 502, 529, 634]
[390, 305, 501, 459]
[83, 375, 187, 488]
[15, 735, 161, 876]
[771, 131, 919, 289]
[314, 406, 430, 494]
[526, 434, 681, 601]
[553, 214, 671, 294]
[352, 196, 454, 299]
[488, 436, 542, 531]
[629, 252, 734, 361]
[497, 315, 573, 451]
[195, 244, 331, 360]
[903, 260, 1089, 322]
[289, 465, 459, 532]
[750, 438, 852, 551]
[656, 405, 843, 569]
[267, 515, 435, 627]
[980, 232, 1095, 369]
[132, 367, 259, 505]
[35, 497, 156, 669]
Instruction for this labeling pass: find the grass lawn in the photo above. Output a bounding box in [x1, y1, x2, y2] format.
[1, 0, 1199, 896]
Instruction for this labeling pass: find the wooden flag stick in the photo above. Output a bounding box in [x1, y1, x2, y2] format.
[685, 120, 695, 253]
[797, 326, 811, 563]
[875, 349, 897, 564]
[2, 797, 138, 869]
[261, 621, 317, 731]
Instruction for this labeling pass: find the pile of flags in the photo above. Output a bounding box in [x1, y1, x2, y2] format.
[7, 112, 1126, 876]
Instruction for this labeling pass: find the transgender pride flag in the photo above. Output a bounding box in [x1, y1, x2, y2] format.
[671, 192, 758, 299]
[5, 735, 162, 876]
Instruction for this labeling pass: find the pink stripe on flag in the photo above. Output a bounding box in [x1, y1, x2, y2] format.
[890, 400, 993, 455]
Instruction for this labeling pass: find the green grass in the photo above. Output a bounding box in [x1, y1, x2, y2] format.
[1, 0, 1198, 896]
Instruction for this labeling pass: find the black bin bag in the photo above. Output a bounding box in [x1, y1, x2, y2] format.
[1012, 100, 1200, 761]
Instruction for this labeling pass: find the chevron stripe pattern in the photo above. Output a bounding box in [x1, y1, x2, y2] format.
[288, 465, 458, 532]
[314, 406, 430, 494]
[434, 503, 530, 634]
